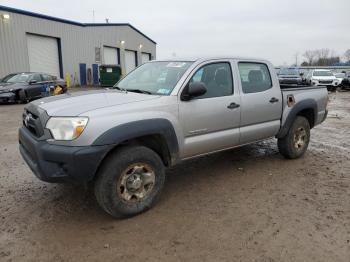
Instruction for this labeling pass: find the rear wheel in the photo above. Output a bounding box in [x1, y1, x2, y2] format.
[278, 116, 310, 159]
[94, 146, 165, 218]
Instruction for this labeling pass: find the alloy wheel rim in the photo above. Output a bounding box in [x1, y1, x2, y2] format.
[294, 127, 307, 150]
[117, 163, 156, 202]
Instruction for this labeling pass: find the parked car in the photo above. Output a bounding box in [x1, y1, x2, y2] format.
[340, 72, 350, 90]
[305, 69, 341, 91]
[277, 67, 303, 86]
[0, 72, 67, 103]
[334, 72, 345, 83]
[19, 57, 328, 218]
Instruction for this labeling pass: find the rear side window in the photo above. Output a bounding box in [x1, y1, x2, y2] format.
[238, 62, 272, 93]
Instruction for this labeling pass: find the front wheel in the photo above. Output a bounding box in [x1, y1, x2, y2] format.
[94, 146, 165, 218]
[278, 116, 310, 159]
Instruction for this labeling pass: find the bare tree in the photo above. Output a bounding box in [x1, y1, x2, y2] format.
[314, 48, 331, 66]
[344, 49, 350, 62]
[303, 50, 317, 65]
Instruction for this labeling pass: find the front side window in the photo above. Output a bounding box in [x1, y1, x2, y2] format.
[189, 62, 233, 99]
[115, 61, 193, 95]
[238, 62, 272, 93]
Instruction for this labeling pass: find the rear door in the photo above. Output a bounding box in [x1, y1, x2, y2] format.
[179, 60, 241, 158]
[237, 61, 282, 144]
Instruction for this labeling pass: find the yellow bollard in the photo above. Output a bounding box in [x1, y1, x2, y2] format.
[65, 73, 71, 88]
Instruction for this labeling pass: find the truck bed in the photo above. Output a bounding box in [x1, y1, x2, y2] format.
[280, 84, 327, 91]
[280, 85, 328, 132]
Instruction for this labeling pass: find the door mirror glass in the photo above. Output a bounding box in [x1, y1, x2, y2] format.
[29, 79, 37, 85]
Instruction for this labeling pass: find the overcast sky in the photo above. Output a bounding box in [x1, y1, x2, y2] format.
[1, 0, 349, 65]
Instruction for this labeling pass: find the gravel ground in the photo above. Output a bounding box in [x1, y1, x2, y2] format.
[0, 89, 349, 262]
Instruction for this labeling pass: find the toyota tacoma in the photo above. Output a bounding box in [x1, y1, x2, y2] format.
[19, 58, 328, 218]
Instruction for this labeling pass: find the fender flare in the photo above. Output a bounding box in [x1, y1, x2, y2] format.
[276, 99, 318, 139]
[92, 118, 180, 163]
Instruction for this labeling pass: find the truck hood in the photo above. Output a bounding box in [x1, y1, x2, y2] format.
[31, 89, 161, 116]
[312, 76, 336, 80]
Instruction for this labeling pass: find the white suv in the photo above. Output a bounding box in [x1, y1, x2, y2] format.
[306, 69, 340, 91]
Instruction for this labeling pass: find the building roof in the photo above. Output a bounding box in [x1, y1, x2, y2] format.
[0, 5, 156, 44]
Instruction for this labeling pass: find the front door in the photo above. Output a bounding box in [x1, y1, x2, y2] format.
[27, 74, 44, 98]
[237, 61, 282, 144]
[179, 61, 241, 158]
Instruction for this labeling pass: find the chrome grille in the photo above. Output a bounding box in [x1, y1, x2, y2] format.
[22, 110, 44, 137]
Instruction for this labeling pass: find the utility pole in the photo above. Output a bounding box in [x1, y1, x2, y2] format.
[295, 52, 299, 67]
[92, 10, 95, 23]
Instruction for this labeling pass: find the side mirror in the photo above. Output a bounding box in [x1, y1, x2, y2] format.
[300, 72, 304, 77]
[182, 82, 207, 101]
[29, 80, 37, 85]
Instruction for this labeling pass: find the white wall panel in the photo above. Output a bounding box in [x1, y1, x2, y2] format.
[103, 46, 118, 65]
[26, 34, 60, 77]
[125, 50, 136, 74]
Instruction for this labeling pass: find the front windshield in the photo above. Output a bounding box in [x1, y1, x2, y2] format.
[115, 61, 193, 95]
[279, 68, 299, 75]
[313, 71, 333, 77]
[1, 73, 31, 83]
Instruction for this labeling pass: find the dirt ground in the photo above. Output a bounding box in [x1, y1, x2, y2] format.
[0, 89, 349, 262]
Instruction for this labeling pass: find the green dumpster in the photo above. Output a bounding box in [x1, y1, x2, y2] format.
[99, 64, 122, 87]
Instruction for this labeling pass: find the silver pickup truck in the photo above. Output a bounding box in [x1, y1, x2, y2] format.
[19, 57, 328, 218]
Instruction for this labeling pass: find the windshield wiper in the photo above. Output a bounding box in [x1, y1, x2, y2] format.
[125, 89, 152, 95]
[113, 86, 128, 92]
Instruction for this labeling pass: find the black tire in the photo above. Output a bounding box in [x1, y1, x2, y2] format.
[278, 116, 310, 159]
[94, 146, 165, 218]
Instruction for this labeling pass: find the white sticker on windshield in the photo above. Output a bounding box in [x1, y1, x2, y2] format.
[157, 88, 170, 95]
[166, 62, 187, 68]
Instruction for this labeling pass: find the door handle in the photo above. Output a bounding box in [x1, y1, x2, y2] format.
[269, 97, 279, 103]
[227, 102, 240, 109]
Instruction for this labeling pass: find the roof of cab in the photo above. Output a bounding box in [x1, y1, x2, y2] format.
[152, 56, 271, 63]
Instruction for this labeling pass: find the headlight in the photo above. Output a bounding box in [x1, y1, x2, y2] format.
[46, 117, 88, 140]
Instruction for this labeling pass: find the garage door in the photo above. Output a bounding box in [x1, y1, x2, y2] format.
[26, 34, 60, 77]
[141, 53, 151, 64]
[125, 50, 137, 74]
[104, 47, 119, 65]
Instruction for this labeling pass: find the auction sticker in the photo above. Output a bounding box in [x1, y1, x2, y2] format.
[157, 88, 171, 95]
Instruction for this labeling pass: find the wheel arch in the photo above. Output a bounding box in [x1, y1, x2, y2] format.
[276, 99, 317, 139]
[92, 119, 180, 167]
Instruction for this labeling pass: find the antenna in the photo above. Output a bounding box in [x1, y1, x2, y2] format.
[105, 18, 109, 24]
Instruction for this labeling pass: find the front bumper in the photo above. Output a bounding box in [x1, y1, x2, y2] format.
[19, 127, 111, 184]
[0, 92, 16, 103]
[312, 80, 339, 87]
